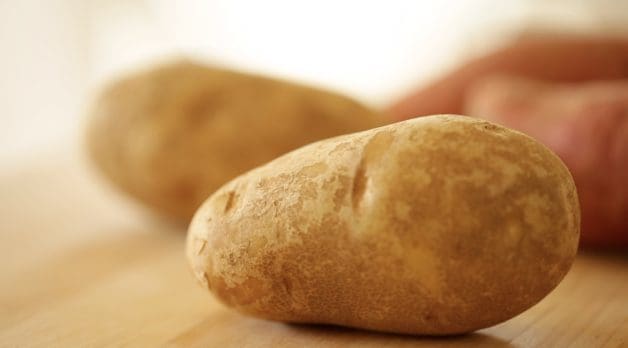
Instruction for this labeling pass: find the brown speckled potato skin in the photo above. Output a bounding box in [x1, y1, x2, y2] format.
[87, 61, 381, 221]
[187, 115, 580, 335]
[464, 77, 628, 247]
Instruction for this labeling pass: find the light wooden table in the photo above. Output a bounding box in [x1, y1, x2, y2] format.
[1, 151, 627, 347]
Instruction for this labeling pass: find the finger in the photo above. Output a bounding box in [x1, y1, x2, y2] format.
[387, 36, 628, 120]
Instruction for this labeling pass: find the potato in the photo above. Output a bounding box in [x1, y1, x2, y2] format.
[87, 60, 381, 221]
[465, 76, 628, 247]
[187, 115, 580, 335]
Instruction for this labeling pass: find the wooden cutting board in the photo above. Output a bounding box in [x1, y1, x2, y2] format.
[1, 151, 627, 347]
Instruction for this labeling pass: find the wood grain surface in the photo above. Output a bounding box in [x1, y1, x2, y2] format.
[1, 151, 626, 347]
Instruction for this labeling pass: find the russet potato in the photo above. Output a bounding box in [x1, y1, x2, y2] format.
[187, 115, 580, 335]
[87, 61, 381, 220]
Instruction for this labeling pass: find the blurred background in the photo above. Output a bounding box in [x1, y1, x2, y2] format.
[1, 2, 628, 345]
[2, 0, 627, 166]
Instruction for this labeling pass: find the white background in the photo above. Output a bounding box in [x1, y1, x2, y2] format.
[1, 0, 625, 166]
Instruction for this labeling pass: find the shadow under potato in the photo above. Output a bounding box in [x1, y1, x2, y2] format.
[283, 322, 513, 347]
[170, 308, 513, 347]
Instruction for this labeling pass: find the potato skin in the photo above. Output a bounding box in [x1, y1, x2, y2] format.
[465, 76, 628, 247]
[187, 115, 580, 335]
[87, 61, 381, 220]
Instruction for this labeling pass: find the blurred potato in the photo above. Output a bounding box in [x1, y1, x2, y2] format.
[87, 60, 382, 221]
